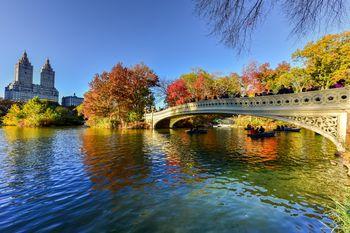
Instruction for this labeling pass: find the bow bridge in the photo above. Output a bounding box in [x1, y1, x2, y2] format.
[144, 88, 350, 153]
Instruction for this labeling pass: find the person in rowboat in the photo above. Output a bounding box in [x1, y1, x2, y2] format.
[258, 126, 265, 133]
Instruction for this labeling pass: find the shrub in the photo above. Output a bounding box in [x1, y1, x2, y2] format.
[85, 117, 117, 129]
[2, 97, 84, 127]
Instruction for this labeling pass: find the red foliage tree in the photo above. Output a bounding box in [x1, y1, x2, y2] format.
[242, 62, 266, 96]
[166, 79, 192, 106]
[193, 73, 207, 100]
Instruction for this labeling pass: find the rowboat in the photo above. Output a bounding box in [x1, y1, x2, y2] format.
[186, 129, 208, 134]
[248, 131, 275, 139]
[274, 128, 301, 132]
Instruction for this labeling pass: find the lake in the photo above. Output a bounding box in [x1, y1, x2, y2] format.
[0, 127, 348, 232]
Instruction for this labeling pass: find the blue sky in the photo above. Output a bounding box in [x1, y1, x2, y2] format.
[0, 0, 347, 99]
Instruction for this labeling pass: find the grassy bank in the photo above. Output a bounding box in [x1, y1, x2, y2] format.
[329, 193, 350, 232]
[85, 116, 150, 129]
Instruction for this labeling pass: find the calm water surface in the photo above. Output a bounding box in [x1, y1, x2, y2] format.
[0, 127, 349, 232]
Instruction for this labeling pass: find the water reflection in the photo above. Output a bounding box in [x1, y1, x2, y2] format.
[2, 126, 55, 141]
[0, 127, 349, 232]
[81, 127, 349, 210]
[1, 127, 56, 193]
[160, 129, 349, 205]
[82, 128, 151, 191]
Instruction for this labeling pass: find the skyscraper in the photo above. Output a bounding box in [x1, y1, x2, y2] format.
[5, 52, 59, 102]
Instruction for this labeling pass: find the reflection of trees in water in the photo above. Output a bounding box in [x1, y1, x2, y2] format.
[81, 127, 349, 211]
[156, 128, 349, 209]
[1, 127, 56, 200]
[82, 128, 151, 192]
[150, 130, 203, 183]
[3, 126, 55, 142]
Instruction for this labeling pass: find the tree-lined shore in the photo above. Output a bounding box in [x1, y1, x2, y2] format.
[0, 97, 83, 127]
[1, 31, 349, 129]
[165, 31, 350, 105]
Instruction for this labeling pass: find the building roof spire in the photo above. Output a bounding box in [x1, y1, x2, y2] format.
[42, 57, 53, 71]
[19, 50, 31, 65]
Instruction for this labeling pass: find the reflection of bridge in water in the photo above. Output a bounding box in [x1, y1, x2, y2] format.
[145, 88, 350, 153]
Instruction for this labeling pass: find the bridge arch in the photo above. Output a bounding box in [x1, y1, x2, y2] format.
[164, 114, 234, 128]
[145, 88, 350, 153]
[169, 115, 195, 128]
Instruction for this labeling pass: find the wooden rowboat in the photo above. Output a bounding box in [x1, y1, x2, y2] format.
[248, 131, 275, 139]
[186, 129, 208, 134]
[274, 128, 301, 132]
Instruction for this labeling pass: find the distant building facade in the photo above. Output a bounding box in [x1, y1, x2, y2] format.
[4, 52, 59, 102]
[61, 94, 83, 107]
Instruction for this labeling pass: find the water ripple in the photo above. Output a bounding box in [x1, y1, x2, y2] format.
[0, 127, 348, 232]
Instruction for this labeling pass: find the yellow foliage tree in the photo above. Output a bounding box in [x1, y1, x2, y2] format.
[293, 31, 350, 89]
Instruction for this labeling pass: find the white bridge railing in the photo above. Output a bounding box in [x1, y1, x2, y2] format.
[146, 87, 350, 119]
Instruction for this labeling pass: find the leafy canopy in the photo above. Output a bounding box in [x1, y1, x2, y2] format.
[293, 31, 350, 89]
[83, 63, 159, 128]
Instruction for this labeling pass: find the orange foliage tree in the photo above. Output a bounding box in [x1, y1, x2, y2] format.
[242, 62, 266, 96]
[83, 63, 159, 128]
[242, 61, 291, 95]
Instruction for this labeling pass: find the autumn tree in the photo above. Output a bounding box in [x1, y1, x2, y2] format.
[213, 73, 241, 97]
[192, 71, 214, 100]
[129, 64, 159, 119]
[0, 99, 16, 120]
[2, 97, 82, 127]
[166, 69, 242, 106]
[292, 31, 350, 89]
[241, 62, 266, 96]
[275, 67, 314, 92]
[166, 79, 192, 106]
[180, 69, 214, 100]
[241, 61, 292, 95]
[83, 63, 159, 128]
[256, 63, 276, 91]
[263, 62, 291, 92]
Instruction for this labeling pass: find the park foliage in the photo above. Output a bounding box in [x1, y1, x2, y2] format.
[82, 63, 159, 128]
[0, 99, 15, 123]
[166, 69, 241, 106]
[166, 31, 350, 105]
[2, 97, 83, 127]
[15, 31, 345, 129]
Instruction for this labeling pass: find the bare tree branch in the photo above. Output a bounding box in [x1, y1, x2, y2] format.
[194, 0, 348, 52]
[152, 78, 172, 106]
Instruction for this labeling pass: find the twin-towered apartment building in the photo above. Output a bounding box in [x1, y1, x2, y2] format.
[4, 52, 83, 107]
